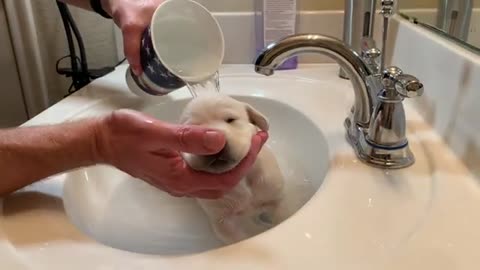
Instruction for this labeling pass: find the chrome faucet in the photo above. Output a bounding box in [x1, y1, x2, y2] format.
[255, 34, 375, 128]
[254, 1, 424, 169]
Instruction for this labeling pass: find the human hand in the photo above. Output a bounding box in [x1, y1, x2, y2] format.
[95, 109, 268, 199]
[101, 0, 164, 75]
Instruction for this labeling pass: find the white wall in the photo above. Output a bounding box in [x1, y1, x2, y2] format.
[4, 0, 479, 123]
[0, 0, 28, 127]
[186, 0, 462, 12]
[11, 0, 452, 115]
[24, 1, 118, 103]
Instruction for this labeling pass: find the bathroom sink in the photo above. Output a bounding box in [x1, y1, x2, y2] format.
[2, 64, 480, 270]
[62, 95, 329, 255]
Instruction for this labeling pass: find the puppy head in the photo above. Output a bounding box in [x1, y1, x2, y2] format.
[179, 93, 269, 174]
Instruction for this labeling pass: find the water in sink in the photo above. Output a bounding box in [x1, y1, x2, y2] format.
[62, 96, 329, 256]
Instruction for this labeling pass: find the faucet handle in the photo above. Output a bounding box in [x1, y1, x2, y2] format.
[362, 47, 381, 74]
[380, 0, 395, 17]
[362, 47, 381, 59]
[395, 74, 424, 97]
[382, 66, 424, 98]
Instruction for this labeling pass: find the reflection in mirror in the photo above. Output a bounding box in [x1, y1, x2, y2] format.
[436, 0, 472, 41]
[398, 0, 480, 53]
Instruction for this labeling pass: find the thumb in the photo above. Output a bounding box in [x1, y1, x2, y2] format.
[111, 109, 226, 154]
[154, 123, 226, 155]
[122, 23, 143, 76]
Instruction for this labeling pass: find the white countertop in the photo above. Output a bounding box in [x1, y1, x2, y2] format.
[1, 64, 480, 270]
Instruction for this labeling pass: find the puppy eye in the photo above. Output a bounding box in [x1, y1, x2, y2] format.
[226, 118, 237, 123]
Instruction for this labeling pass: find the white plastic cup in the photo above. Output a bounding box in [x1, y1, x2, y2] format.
[126, 0, 225, 97]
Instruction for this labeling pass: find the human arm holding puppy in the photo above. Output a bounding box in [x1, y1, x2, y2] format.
[0, 109, 267, 197]
[0, 1, 269, 196]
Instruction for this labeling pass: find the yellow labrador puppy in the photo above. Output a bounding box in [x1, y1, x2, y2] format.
[179, 93, 288, 244]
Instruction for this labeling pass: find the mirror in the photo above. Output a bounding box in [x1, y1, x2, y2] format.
[398, 0, 480, 53]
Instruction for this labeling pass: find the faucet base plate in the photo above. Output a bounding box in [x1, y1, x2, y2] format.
[345, 118, 415, 169]
[356, 135, 415, 169]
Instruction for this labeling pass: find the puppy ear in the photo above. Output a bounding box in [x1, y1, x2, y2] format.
[245, 104, 269, 131]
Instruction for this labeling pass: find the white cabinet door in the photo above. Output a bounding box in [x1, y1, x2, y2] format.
[0, 0, 28, 127]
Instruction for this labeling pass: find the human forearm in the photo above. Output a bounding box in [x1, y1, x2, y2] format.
[0, 107, 267, 199]
[0, 119, 102, 196]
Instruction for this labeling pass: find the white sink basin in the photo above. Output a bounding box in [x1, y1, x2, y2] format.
[2, 64, 480, 270]
[62, 95, 329, 255]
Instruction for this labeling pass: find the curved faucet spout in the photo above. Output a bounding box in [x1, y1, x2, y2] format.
[254, 34, 374, 127]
